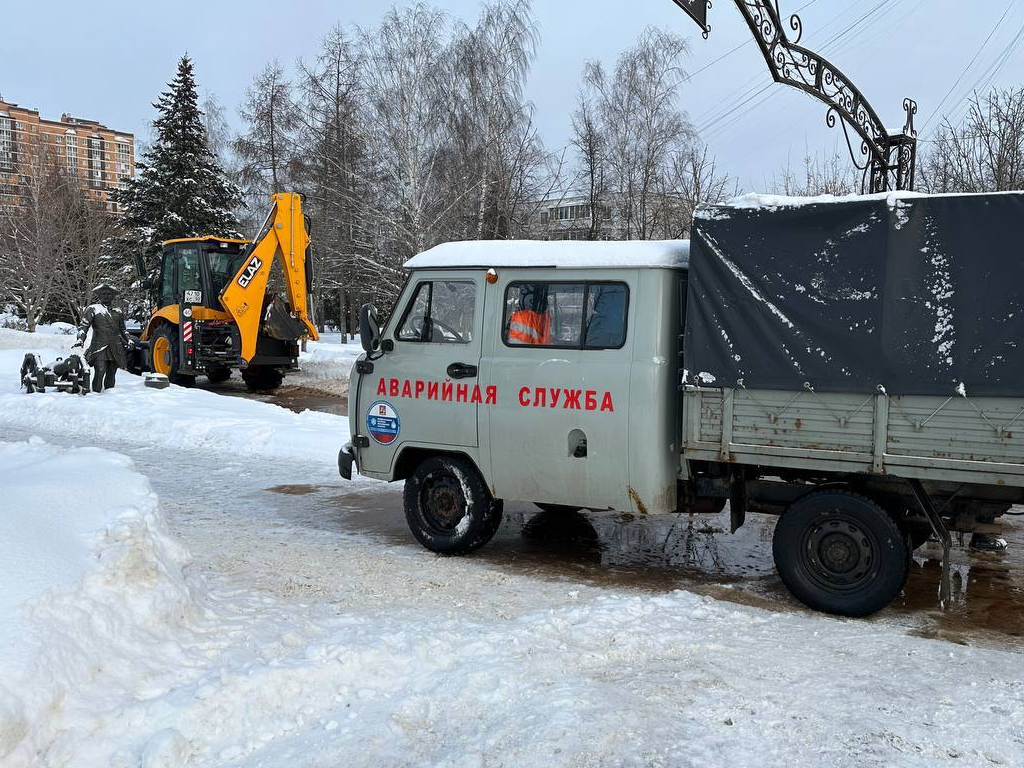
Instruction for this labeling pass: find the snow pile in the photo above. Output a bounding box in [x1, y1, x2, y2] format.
[291, 337, 362, 395]
[0, 438, 203, 767]
[0, 346, 350, 465]
[0, 326, 76, 355]
[406, 238, 690, 270]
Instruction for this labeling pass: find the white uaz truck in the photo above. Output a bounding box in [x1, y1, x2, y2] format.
[340, 191, 1024, 617]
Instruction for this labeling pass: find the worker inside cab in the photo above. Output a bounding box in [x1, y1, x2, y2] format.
[507, 283, 552, 345]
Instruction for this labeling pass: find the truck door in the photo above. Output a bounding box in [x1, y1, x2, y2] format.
[355, 271, 486, 477]
[485, 274, 633, 511]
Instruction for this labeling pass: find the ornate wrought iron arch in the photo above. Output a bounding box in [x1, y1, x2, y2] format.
[672, 0, 917, 192]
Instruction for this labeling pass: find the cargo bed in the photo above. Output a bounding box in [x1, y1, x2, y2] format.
[682, 385, 1024, 488]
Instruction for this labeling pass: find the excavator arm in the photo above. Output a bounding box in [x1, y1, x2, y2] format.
[219, 192, 319, 363]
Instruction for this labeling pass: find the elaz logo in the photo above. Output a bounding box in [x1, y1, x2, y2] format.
[237, 256, 263, 288]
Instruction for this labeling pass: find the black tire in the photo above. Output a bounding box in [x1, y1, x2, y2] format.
[206, 367, 232, 384]
[903, 524, 933, 552]
[534, 502, 582, 514]
[404, 455, 503, 554]
[772, 490, 908, 617]
[242, 366, 284, 391]
[150, 325, 195, 386]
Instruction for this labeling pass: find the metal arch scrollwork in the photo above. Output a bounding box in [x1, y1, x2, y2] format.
[673, 0, 917, 192]
[671, 0, 712, 39]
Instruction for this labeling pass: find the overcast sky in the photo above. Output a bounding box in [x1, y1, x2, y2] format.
[4, 0, 1022, 192]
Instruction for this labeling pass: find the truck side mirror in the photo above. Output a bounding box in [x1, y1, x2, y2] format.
[359, 303, 382, 354]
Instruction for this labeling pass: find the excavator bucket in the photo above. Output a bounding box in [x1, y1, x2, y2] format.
[218, 192, 319, 363]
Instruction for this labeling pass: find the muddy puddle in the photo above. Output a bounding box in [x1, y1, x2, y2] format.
[209, 380, 348, 416]
[267, 483, 1024, 648]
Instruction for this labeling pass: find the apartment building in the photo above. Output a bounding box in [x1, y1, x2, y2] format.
[527, 194, 614, 241]
[0, 97, 134, 212]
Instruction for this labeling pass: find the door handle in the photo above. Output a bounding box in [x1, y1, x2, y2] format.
[447, 362, 478, 379]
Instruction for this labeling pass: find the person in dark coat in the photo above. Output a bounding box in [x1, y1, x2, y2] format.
[72, 283, 130, 393]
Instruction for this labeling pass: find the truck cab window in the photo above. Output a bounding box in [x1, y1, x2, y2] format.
[396, 280, 475, 343]
[584, 283, 628, 348]
[504, 283, 584, 347]
[504, 281, 627, 349]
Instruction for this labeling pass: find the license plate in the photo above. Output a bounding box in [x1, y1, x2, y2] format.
[184, 290, 202, 304]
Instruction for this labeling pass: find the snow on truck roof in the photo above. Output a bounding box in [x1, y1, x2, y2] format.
[404, 239, 690, 270]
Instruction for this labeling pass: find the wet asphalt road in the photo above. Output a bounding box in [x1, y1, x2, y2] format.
[11, 383, 1023, 651]
[258, 388, 1024, 649]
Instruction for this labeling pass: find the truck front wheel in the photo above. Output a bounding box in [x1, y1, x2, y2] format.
[404, 455, 503, 554]
[772, 490, 908, 617]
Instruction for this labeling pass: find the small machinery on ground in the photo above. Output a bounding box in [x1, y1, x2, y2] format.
[20, 352, 91, 395]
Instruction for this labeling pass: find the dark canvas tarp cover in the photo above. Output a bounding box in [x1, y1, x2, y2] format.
[684, 192, 1024, 397]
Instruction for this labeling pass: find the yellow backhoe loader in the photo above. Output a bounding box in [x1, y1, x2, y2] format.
[139, 192, 318, 390]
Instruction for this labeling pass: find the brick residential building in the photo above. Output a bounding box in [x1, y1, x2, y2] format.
[0, 97, 134, 213]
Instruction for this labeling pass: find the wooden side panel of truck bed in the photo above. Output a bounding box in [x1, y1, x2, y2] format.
[682, 386, 1024, 488]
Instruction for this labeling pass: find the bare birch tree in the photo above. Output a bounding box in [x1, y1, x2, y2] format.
[0, 145, 80, 331]
[235, 61, 297, 215]
[771, 153, 860, 197]
[581, 28, 693, 240]
[920, 88, 1024, 193]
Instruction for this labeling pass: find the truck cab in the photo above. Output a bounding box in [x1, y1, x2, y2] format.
[342, 240, 689, 553]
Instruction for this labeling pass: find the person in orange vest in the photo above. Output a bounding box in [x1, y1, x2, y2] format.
[508, 284, 552, 345]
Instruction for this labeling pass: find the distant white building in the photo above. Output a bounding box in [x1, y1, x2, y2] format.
[526, 193, 615, 241]
[526, 190, 692, 241]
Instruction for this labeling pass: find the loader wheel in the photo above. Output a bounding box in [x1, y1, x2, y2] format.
[206, 367, 232, 384]
[772, 490, 908, 617]
[150, 328, 175, 377]
[242, 366, 284, 391]
[404, 455, 503, 554]
[150, 325, 196, 386]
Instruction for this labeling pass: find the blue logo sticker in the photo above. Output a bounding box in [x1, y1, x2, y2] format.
[367, 400, 401, 445]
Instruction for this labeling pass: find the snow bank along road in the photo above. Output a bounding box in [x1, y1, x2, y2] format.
[2, 330, 1023, 767]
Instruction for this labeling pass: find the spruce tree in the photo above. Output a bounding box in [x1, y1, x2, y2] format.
[119, 55, 242, 270]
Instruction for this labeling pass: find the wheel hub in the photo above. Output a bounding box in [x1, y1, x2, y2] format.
[803, 518, 875, 590]
[421, 472, 466, 532]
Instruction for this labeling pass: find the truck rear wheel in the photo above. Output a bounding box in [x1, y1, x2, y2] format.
[404, 455, 503, 554]
[772, 490, 908, 617]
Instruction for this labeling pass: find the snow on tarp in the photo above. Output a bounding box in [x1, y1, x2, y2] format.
[405, 239, 690, 270]
[685, 191, 1024, 396]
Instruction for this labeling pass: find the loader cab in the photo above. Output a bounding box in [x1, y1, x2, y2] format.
[156, 237, 251, 311]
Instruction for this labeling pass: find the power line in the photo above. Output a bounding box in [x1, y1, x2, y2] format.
[921, 0, 1015, 135]
[697, 0, 895, 141]
[687, 0, 823, 81]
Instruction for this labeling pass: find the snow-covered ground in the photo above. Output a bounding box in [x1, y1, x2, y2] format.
[287, 337, 363, 396]
[1, 325, 362, 400]
[2, 332, 1023, 767]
